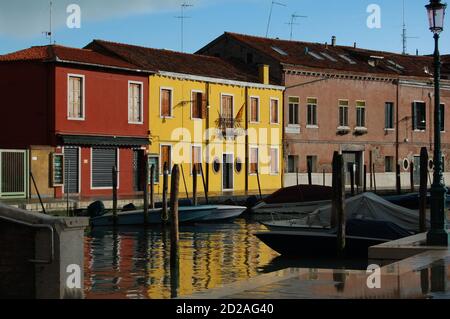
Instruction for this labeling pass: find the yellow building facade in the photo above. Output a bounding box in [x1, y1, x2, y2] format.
[147, 71, 284, 196]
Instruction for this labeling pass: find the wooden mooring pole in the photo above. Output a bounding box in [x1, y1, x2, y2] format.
[396, 164, 402, 195]
[112, 166, 118, 226]
[180, 164, 190, 201]
[143, 156, 149, 226]
[350, 164, 355, 196]
[150, 164, 155, 209]
[323, 169, 326, 186]
[162, 162, 169, 222]
[199, 163, 209, 205]
[363, 164, 367, 193]
[170, 165, 180, 298]
[372, 163, 377, 194]
[307, 161, 312, 185]
[419, 147, 428, 233]
[193, 166, 198, 206]
[331, 151, 346, 257]
[256, 169, 263, 200]
[410, 162, 415, 193]
[296, 167, 299, 186]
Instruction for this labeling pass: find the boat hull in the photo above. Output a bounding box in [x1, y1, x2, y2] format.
[255, 231, 386, 258]
[251, 200, 331, 215]
[196, 205, 247, 222]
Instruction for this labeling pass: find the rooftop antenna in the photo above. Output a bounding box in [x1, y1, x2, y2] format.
[285, 13, 307, 40]
[266, 1, 287, 38]
[175, 2, 193, 53]
[401, 0, 418, 54]
[42, 1, 53, 44]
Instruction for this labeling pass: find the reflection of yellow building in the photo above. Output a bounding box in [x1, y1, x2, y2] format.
[87, 40, 284, 195]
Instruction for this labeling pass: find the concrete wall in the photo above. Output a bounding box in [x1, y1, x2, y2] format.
[0, 204, 89, 299]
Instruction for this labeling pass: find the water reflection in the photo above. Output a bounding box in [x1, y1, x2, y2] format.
[84, 219, 278, 299]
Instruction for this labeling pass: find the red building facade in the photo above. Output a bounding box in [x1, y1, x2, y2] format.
[0, 45, 151, 199]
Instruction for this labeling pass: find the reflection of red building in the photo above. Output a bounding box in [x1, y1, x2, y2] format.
[0, 45, 151, 198]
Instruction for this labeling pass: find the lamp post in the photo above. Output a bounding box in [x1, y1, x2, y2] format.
[426, 0, 449, 246]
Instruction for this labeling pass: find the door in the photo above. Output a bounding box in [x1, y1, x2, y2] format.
[222, 154, 234, 191]
[342, 151, 362, 186]
[0, 150, 27, 199]
[64, 147, 79, 194]
[133, 149, 144, 192]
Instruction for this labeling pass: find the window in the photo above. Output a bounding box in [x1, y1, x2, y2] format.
[306, 155, 317, 173]
[271, 46, 288, 56]
[385, 156, 394, 173]
[249, 147, 259, 174]
[385, 102, 395, 129]
[192, 91, 205, 119]
[270, 148, 279, 174]
[412, 102, 426, 130]
[270, 99, 279, 124]
[356, 101, 366, 127]
[191, 145, 202, 175]
[441, 104, 445, 132]
[160, 145, 172, 173]
[221, 94, 233, 123]
[68, 75, 84, 120]
[91, 148, 118, 189]
[288, 97, 299, 125]
[307, 98, 318, 126]
[250, 97, 260, 123]
[287, 155, 299, 173]
[160, 88, 173, 117]
[148, 156, 160, 184]
[128, 82, 143, 124]
[338, 100, 349, 127]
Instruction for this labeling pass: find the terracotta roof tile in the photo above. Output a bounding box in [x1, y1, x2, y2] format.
[0, 45, 141, 70]
[86, 40, 269, 84]
[219, 32, 436, 78]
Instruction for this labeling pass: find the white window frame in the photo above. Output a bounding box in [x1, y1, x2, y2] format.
[62, 146, 81, 194]
[191, 90, 204, 121]
[384, 102, 395, 131]
[288, 96, 300, 126]
[128, 81, 144, 125]
[67, 74, 86, 121]
[306, 97, 318, 128]
[90, 148, 120, 190]
[220, 93, 235, 118]
[222, 152, 235, 192]
[269, 146, 280, 175]
[160, 87, 174, 119]
[270, 98, 280, 125]
[338, 99, 349, 128]
[356, 100, 367, 129]
[160, 143, 173, 176]
[249, 146, 259, 175]
[249, 96, 260, 124]
[412, 100, 426, 132]
[148, 154, 160, 185]
[190, 144, 203, 176]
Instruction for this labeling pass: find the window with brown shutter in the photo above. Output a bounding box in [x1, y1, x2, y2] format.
[161, 145, 171, 173]
[250, 97, 259, 122]
[250, 148, 258, 174]
[221, 95, 233, 128]
[270, 99, 279, 124]
[129, 82, 142, 123]
[68, 75, 84, 119]
[161, 89, 172, 117]
[192, 92, 203, 119]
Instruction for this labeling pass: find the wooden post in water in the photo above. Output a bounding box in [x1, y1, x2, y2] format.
[410, 162, 415, 193]
[396, 164, 402, 195]
[199, 163, 209, 204]
[296, 167, 299, 186]
[193, 166, 198, 206]
[143, 156, 149, 226]
[369, 151, 373, 190]
[363, 165, 367, 193]
[331, 152, 345, 256]
[350, 164, 355, 196]
[150, 164, 155, 209]
[419, 147, 428, 233]
[112, 166, 118, 226]
[169, 164, 180, 299]
[162, 162, 169, 222]
[323, 169, 326, 186]
[180, 164, 190, 201]
[256, 169, 263, 200]
[307, 161, 312, 185]
[372, 163, 377, 194]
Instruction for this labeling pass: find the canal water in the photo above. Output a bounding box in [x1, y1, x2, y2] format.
[84, 218, 370, 299]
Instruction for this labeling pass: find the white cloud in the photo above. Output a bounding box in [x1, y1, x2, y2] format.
[0, 0, 209, 37]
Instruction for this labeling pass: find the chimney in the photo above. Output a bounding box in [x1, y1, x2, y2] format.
[331, 36, 337, 47]
[259, 64, 270, 85]
[353, 42, 357, 48]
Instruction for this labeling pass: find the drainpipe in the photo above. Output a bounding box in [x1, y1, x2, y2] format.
[206, 82, 210, 194]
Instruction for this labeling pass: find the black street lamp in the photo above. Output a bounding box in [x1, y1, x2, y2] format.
[426, 0, 449, 246]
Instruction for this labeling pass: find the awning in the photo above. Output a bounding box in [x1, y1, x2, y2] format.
[58, 134, 150, 147]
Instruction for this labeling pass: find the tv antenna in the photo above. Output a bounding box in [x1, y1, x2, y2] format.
[42, 1, 53, 44]
[286, 13, 307, 40]
[266, 1, 287, 38]
[175, 2, 193, 53]
[401, 0, 418, 54]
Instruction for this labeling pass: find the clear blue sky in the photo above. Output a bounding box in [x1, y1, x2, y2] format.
[0, 0, 446, 55]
